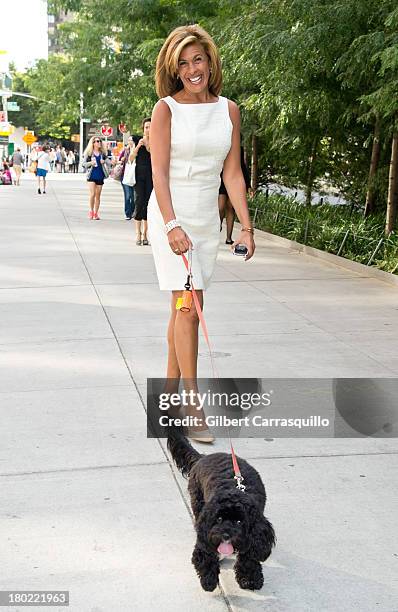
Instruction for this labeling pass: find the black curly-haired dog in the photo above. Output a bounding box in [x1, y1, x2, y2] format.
[167, 432, 275, 592]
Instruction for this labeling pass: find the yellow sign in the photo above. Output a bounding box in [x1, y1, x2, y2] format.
[113, 141, 124, 155]
[0, 124, 15, 136]
[71, 134, 80, 142]
[23, 133, 37, 145]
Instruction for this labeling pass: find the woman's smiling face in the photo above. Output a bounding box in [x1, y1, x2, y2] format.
[177, 43, 210, 95]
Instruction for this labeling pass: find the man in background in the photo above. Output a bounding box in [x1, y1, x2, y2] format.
[11, 148, 24, 186]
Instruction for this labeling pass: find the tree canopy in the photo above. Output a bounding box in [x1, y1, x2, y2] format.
[11, 0, 398, 230]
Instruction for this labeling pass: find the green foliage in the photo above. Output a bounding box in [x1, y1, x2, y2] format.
[250, 192, 398, 273]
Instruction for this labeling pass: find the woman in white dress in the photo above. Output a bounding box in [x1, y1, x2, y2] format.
[148, 25, 255, 441]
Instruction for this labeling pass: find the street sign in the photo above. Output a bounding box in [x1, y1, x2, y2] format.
[0, 135, 9, 144]
[118, 123, 127, 133]
[87, 124, 101, 138]
[7, 101, 20, 111]
[71, 134, 80, 142]
[22, 133, 37, 145]
[101, 125, 113, 137]
[0, 122, 14, 136]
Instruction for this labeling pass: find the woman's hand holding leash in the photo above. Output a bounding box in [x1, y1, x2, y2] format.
[168, 227, 193, 255]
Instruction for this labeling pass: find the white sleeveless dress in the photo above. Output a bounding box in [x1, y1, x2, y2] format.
[147, 95, 233, 290]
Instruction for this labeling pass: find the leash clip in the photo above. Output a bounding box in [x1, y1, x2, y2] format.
[176, 250, 193, 312]
[234, 475, 246, 492]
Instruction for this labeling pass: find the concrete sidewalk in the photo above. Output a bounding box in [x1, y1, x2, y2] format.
[0, 174, 397, 612]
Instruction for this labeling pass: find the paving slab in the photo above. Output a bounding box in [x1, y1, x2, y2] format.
[0, 386, 162, 475]
[0, 254, 89, 289]
[0, 285, 112, 344]
[0, 338, 132, 393]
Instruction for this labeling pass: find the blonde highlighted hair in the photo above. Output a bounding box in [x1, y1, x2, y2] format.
[83, 136, 108, 158]
[155, 25, 222, 99]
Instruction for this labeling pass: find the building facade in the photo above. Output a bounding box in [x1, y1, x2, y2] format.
[47, 10, 74, 55]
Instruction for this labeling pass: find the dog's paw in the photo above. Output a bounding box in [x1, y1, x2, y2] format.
[235, 564, 264, 590]
[200, 573, 219, 592]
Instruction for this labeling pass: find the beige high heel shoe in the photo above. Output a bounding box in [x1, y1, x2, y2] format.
[186, 427, 215, 443]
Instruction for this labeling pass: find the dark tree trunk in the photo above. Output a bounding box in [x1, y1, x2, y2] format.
[305, 138, 318, 206]
[364, 116, 381, 217]
[251, 133, 258, 192]
[385, 132, 398, 235]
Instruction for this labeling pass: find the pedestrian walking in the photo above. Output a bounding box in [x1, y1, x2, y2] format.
[66, 150, 75, 173]
[61, 147, 67, 172]
[131, 118, 152, 244]
[49, 148, 56, 172]
[55, 146, 62, 172]
[82, 136, 111, 220]
[36, 145, 51, 194]
[148, 25, 255, 442]
[117, 137, 136, 220]
[11, 148, 24, 185]
[73, 150, 79, 173]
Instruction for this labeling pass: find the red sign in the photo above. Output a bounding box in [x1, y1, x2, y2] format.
[101, 125, 113, 137]
[118, 123, 127, 133]
[0, 111, 5, 122]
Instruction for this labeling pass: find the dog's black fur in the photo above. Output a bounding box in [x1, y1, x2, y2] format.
[167, 431, 276, 591]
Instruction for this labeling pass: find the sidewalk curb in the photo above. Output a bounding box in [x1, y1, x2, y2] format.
[256, 229, 398, 288]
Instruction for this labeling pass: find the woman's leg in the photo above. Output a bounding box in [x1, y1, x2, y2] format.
[173, 289, 210, 433]
[134, 179, 144, 242]
[94, 184, 103, 214]
[167, 293, 181, 379]
[225, 198, 235, 242]
[37, 174, 41, 193]
[142, 220, 148, 241]
[174, 290, 203, 380]
[88, 181, 96, 213]
[135, 220, 142, 243]
[218, 193, 227, 227]
[141, 174, 151, 241]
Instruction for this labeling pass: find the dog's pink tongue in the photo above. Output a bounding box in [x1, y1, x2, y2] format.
[217, 542, 234, 556]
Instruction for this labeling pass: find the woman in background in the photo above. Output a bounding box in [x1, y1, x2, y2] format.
[82, 136, 110, 220]
[36, 145, 51, 194]
[117, 136, 136, 220]
[130, 118, 152, 245]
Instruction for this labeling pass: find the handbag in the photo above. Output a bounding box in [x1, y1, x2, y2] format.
[29, 160, 38, 174]
[122, 160, 136, 186]
[111, 160, 124, 181]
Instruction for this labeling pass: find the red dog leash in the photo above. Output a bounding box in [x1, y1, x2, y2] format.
[181, 251, 246, 492]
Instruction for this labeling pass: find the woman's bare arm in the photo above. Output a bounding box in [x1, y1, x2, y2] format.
[222, 100, 255, 260]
